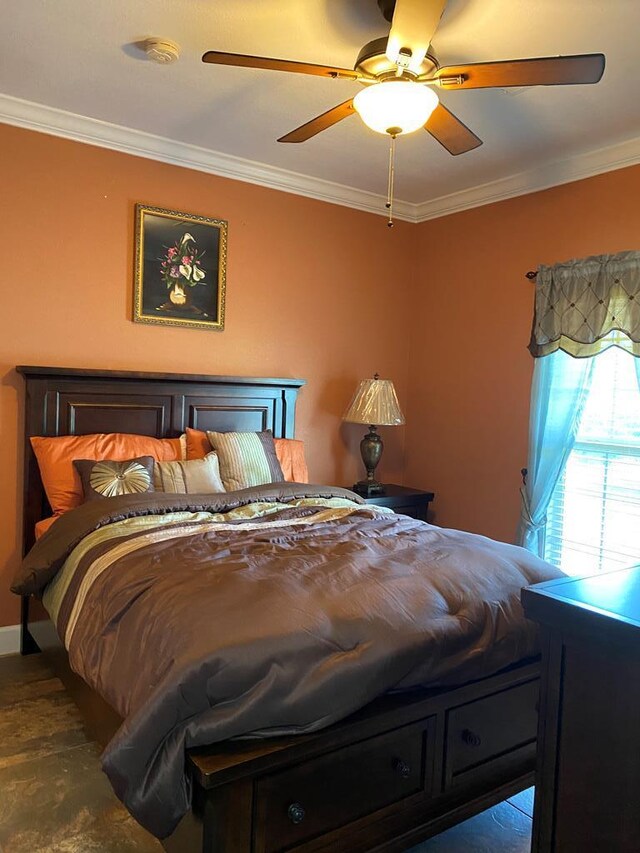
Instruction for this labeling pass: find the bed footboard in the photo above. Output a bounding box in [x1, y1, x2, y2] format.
[25, 593, 538, 853]
[174, 660, 539, 853]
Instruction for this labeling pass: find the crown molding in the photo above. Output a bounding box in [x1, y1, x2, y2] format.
[413, 134, 640, 222]
[0, 93, 416, 222]
[1, 93, 639, 226]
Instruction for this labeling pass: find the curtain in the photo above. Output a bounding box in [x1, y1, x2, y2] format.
[520, 250, 640, 557]
[529, 251, 640, 358]
[517, 351, 594, 556]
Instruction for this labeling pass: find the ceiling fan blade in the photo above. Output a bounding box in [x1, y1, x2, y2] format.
[425, 103, 482, 155]
[202, 51, 361, 80]
[386, 0, 448, 73]
[434, 54, 605, 89]
[278, 99, 356, 143]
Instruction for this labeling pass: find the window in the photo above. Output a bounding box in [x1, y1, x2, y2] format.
[544, 347, 640, 575]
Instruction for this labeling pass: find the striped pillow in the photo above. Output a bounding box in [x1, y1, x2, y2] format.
[154, 453, 225, 494]
[206, 430, 284, 492]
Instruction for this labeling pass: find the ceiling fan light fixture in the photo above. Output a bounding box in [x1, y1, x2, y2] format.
[353, 81, 439, 136]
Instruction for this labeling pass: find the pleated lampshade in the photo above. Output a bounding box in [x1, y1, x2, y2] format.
[343, 377, 405, 426]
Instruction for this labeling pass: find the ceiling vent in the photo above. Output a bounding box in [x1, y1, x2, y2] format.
[144, 38, 181, 65]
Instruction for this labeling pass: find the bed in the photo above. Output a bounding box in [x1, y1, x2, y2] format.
[15, 365, 559, 853]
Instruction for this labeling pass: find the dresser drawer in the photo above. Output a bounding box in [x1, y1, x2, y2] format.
[254, 718, 434, 852]
[444, 678, 538, 789]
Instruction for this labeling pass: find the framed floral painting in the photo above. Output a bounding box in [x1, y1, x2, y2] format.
[133, 204, 227, 331]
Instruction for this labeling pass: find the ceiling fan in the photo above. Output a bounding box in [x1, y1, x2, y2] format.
[201, 0, 605, 155]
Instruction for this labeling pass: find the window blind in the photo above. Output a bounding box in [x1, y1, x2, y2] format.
[544, 347, 640, 575]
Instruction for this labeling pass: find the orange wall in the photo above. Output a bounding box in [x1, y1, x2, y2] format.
[406, 164, 640, 544]
[2, 121, 638, 630]
[0, 123, 416, 627]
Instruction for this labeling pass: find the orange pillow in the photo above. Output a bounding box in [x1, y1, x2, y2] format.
[274, 437, 309, 484]
[35, 515, 59, 539]
[185, 427, 211, 461]
[31, 433, 184, 516]
[185, 428, 309, 484]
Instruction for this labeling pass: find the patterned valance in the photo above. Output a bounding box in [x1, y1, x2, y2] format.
[529, 251, 640, 358]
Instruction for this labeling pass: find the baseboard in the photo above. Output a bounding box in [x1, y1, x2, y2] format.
[0, 624, 21, 656]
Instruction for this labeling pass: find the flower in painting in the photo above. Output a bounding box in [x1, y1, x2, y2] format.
[159, 231, 207, 289]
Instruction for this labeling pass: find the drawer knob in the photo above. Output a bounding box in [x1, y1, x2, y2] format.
[394, 758, 411, 779]
[461, 728, 482, 747]
[287, 802, 306, 825]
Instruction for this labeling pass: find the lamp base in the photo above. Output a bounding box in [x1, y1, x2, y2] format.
[352, 480, 385, 497]
[353, 426, 385, 497]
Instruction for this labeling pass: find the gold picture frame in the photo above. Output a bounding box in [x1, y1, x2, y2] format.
[133, 204, 227, 331]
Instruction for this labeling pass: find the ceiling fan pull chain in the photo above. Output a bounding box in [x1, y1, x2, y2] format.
[386, 132, 397, 228]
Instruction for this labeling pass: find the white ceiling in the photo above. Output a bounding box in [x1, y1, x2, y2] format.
[1, 0, 639, 214]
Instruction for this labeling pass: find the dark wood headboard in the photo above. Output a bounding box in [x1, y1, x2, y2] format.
[17, 366, 305, 554]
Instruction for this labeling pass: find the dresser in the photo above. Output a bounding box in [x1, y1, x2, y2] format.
[522, 567, 640, 853]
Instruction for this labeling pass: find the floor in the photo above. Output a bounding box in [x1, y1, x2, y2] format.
[0, 653, 534, 853]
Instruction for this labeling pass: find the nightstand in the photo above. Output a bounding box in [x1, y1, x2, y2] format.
[362, 484, 434, 522]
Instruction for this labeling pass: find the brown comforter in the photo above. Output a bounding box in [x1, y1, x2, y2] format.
[13, 484, 562, 838]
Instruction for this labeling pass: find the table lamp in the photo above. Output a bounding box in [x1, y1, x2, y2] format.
[343, 374, 405, 496]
